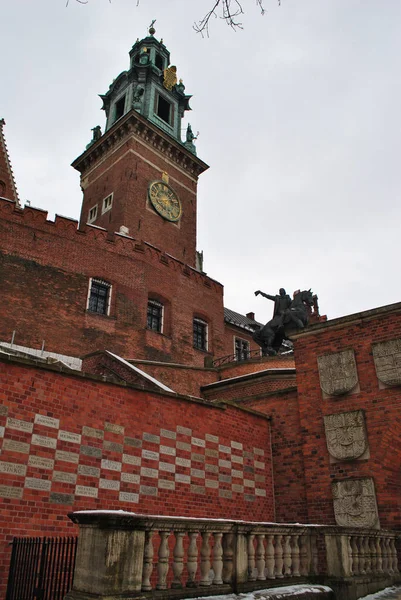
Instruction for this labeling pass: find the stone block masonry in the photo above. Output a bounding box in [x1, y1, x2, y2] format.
[0, 354, 273, 598]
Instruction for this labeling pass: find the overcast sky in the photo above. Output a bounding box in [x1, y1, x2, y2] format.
[1, 1, 401, 325]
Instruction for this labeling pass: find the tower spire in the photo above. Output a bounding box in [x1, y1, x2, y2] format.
[0, 119, 20, 205]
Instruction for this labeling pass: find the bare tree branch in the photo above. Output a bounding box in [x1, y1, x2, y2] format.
[194, 0, 267, 36]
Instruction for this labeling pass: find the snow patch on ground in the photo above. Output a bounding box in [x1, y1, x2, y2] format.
[359, 587, 401, 600]
[188, 585, 333, 600]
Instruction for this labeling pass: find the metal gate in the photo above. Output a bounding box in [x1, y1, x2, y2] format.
[6, 537, 77, 600]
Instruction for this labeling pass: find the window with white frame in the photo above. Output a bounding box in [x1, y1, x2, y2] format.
[193, 318, 208, 352]
[147, 300, 163, 333]
[102, 193, 113, 214]
[235, 337, 250, 362]
[88, 204, 98, 224]
[87, 278, 112, 316]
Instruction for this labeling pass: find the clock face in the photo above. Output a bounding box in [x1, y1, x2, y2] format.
[148, 180, 182, 222]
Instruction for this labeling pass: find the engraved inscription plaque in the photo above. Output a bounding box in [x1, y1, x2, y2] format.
[332, 478, 379, 528]
[324, 410, 368, 460]
[372, 339, 401, 386]
[35, 414, 59, 429]
[318, 350, 358, 396]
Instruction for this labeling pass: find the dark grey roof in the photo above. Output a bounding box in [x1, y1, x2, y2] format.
[224, 307, 262, 332]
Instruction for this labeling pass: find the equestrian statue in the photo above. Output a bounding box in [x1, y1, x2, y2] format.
[253, 288, 314, 355]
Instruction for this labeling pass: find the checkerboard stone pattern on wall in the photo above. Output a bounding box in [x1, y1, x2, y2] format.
[0, 404, 267, 507]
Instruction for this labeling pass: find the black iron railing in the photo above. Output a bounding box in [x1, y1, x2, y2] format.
[212, 348, 263, 367]
[6, 536, 77, 600]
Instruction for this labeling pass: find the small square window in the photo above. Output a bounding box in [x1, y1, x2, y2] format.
[157, 95, 171, 124]
[102, 193, 113, 214]
[147, 300, 163, 333]
[235, 338, 250, 362]
[87, 279, 111, 316]
[88, 205, 98, 224]
[193, 318, 208, 352]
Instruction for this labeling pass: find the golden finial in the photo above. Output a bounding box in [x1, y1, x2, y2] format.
[161, 171, 169, 183]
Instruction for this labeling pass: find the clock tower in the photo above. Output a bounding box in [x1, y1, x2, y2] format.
[72, 25, 208, 268]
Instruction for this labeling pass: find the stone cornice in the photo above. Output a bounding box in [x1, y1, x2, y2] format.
[71, 109, 209, 178]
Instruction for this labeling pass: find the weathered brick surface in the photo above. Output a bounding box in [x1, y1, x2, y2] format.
[0, 199, 225, 367]
[218, 355, 295, 380]
[202, 370, 296, 402]
[128, 360, 218, 396]
[293, 305, 401, 529]
[0, 356, 273, 596]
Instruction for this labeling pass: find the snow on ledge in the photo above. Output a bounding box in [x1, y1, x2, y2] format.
[105, 352, 175, 393]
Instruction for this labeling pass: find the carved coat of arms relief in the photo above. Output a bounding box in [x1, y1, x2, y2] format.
[317, 349, 359, 396]
[332, 478, 379, 528]
[324, 410, 368, 461]
[372, 338, 401, 386]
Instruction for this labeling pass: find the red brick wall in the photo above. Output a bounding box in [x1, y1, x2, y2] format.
[0, 199, 224, 367]
[294, 307, 401, 529]
[128, 361, 217, 397]
[0, 356, 273, 596]
[203, 372, 296, 402]
[78, 134, 200, 268]
[218, 355, 295, 380]
[242, 388, 308, 523]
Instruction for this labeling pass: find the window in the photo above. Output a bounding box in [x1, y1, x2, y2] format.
[87, 279, 111, 316]
[114, 95, 126, 122]
[147, 300, 163, 333]
[235, 338, 250, 362]
[88, 205, 98, 223]
[155, 53, 164, 70]
[102, 193, 113, 214]
[193, 318, 208, 352]
[157, 95, 171, 124]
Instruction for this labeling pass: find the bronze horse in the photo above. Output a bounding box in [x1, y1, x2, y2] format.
[253, 289, 314, 355]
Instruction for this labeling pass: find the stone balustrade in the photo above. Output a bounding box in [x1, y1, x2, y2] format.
[66, 511, 400, 600]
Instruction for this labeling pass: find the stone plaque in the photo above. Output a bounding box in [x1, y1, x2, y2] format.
[28, 456, 54, 470]
[80, 445, 102, 458]
[78, 465, 100, 478]
[121, 472, 140, 484]
[124, 436, 142, 448]
[219, 459, 231, 469]
[205, 448, 218, 458]
[232, 469, 244, 479]
[119, 491, 139, 503]
[175, 473, 190, 484]
[232, 455, 243, 464]
[205, 434, 219, 444]
[324, 410, 368, 461]
[0, 404, 9, 416]
[160, 429, 176, 440]
[205, 464, 218, 473]
[101, 459, 122, 472]
[254, 447, 265, 456]
[244, 479, 256, 488]
[55, 450, 79, 464]
[244, 494, 255, 502]
[190, 484, 205, 495]
[99, 478, 120, 490]
[6, 418, 33, 433]
[256, 488, 267, 497]
[31, 434, 57, 449]
[103, 440, 123, 453]
[122, 453, 140, 466]
[232, 483, 244, 493]
[175, 457, 190, 468]
[160, 445, 176, 456]
[219, 474, 231, 483]
[159, 462, 175, 473]
[192, 453, 205, 463]
[318, 350, 359, 396]
[191, 437, 205, 448]
[58, 430, 81, 444]
[206, 479, 218, 489]
[0, 425, 4, 438]
[105, 422, 124, 435]
[158, 479, 175, 490]
[232, 441, 243, 450]
[372, 339, 401, 386]
[0, 461, 27, 476]
[219, 444, 231, 454]
[332, 478, 379, 528]
[82, 426, 103, 439]
[0, 484, 23, 499]
[75, 485, 98, 498]
[255, 461, 265, 470]
[3, 439, 30, 454]
[143, 432, 160, 444]
[176, 426, 192, 436]
[49, 492, 74, 505]
[140, 467, 158, 479]
[35, 414, 59, 429]
[219, 489, 232, 499]
[53, 471, 77, 484]
[25, 477, 52, 492]
[142, 449, 159, 461]
[140, 485, 157, 496]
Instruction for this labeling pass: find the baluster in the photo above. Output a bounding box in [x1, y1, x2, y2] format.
[358, 536, 366, 575]
[266, 534, 275, 579]
[213, 533, 223, 585]
[310, 535, 318, 575]
[351, 536, 360, 576]
[172, 531, 185, 589]
[283, 535, 292, 577]
[247, 534, 256, 581]
[299, 535, 309, 576]
[222, 533, 235, 584]
[256, 534, 266, 580]
[186, 532, 198, 588]
[200, 532, 211, 586]
[156, 531, 170, 590]
[369, 537, 377, 573]
[275, 534, 284, 578]
[387, 538, 394, 575]
[364, 537, 371, 574]
[375, 537, 383, 574]
[346, 535, 353, 576]
[291, 535, 300, 577]
[381, 537, 388, 574]
[142, 530, 154, 591]
[390, 538, 399, 574]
